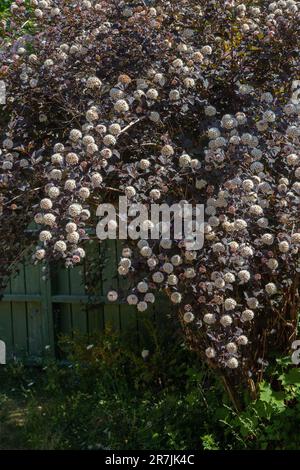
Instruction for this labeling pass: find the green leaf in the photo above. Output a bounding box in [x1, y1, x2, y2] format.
[259, 382, 286, 412]
[279, 368, 300, 386]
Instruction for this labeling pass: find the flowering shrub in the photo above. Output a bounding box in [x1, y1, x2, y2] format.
[1, 0, 300, 388]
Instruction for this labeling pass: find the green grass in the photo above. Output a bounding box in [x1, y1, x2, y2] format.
[1, 331, 300, 451]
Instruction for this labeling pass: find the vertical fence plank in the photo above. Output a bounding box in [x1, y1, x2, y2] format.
[86, 240, 104, 335]
[25, 261, 44, 359]
[40, 264, 55, 355]
[116, 242, 138, 342]
[102, 240, 120, 331]
[0, 277, 13, 357]
[0, 302, 13, 359]
[10, 263, 28, 357]
[51, 263, 73, 336]
[69, 265, 87, 334]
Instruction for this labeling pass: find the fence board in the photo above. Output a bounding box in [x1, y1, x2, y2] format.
[102, 241, 121, 330]
[10, 263, 28, 357]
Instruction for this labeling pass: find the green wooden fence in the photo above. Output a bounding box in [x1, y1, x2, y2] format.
[0, 240, 170, 362]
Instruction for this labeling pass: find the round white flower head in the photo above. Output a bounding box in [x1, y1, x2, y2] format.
[137, 301, 148, 312]
[224, 272, 236, 283]
[103, 134, 117, 147]
[43, 213, 56, 227]
[125, 186, 136, 198]
[35, 249, 46, 260]
[120, 258, 131, 269]
[286, 153, 299, 166]
[220, 315, 233, 327]
[48, 187, 60, 199]
[39, 231, 52, 242]
[34, 213, 44, 225]
[169, 89, 180, 101]
[109, 123, 122, 136]
[107, 290, 118, 302]
[278, 241, 289, 253]
[79, 187, 90, 200]
[147, 258, 157, 269]
[183, 312, 195, 323]
[212, 242, 225, 253]
[291, 233, 300, 244]
[127, 294, 138, 305]
[263, 110, 276, 122]
[267, 258, 278, 270]
[167, 275, 178, 286]
[161, 145, 174, 157]
[242, 179, 254, 192]
[184, 77, 195, 88]
[238, 270, 251, 283]
[140, 246, 152, 258]
[203, 313, 216, 325]
[224, 298, 237, 311]
[110, 88, 124, 100]
[162, 263, 173, 274]
[246, 297, 259, 309]
[152, 271, 164, 283]
[265, 283, 277, 295]
[214, 278, 225, 289]
[137, 281, 148, 293]
[170, 292, 182, 304]
[261, 233, 274, 245]
[91, 173, 103, 187]
[234, 219, 248, 231]
[66, 223, 77, 234]
[141, 349, 149, 359]
[86, 76, 102, 89]
[69, 129, 82, 142]
[54, 241, 67, 253]
[237, 335, 248, 346]
[146, 88, 159, 100]
[205, 347, 216, 359]
[40, 198, 53, 210]
[257, 217, 269, 228]
[51, 153, 64, 165]
[66, 153, 79, 165]
[139, 159, 150, 170]
[185, 268, 196, 278]
[86, 109, 98, 122]
[114, 99, 129, 113]
[69, 204, 82, 217]
[229, 241, 239, 252]
[81, 209, 90, 221]
[64, 179, 77, 191]
[241, 309, 254, 322]
[205, 105, 216, 116]
[226, 357, 239, 369]
[160, 239, 172, 249]
[240, 246, 254, 258]
[145, 293, 155, 304]
[67, 232, 79, 244]
[226, 342, 237, 354]
[171, 255, 182, 266]
[74, 248, 85, 259]
[179, 154, 191, 167]
[249, 204, 263, 216]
